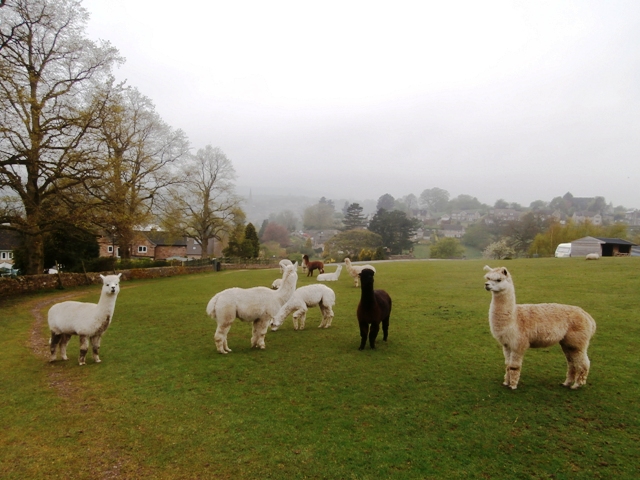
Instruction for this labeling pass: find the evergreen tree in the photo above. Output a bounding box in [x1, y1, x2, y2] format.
[368, 209, 420, 254]
[244, 223, 260, 258]
[342, 203, 367, 230]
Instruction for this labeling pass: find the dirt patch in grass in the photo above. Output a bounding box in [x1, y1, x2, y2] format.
[26, 292, 159, 479]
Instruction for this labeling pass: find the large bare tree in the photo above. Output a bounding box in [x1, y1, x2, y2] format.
[161, 145, 242, 258]
[0, 0, 122, 273]
[87, 84, 190, 259]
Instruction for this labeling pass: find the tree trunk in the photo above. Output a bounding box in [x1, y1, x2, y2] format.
[200, 237, 210, 258]
[117, 229, 134, 260]
[24, 230, 45, 275]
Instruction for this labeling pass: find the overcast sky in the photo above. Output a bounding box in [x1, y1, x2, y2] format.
[84, 0, 640, 209]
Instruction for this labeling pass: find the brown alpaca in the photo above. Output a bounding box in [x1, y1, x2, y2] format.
[483, 266, 596, 390]
[302, 254, 324, 277]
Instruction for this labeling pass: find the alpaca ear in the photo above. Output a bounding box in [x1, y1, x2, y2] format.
[117, 273, 122, 278]
[502, 268, 509, 276]
[483, 265, 491, 272]
[100, 274, 105, 280]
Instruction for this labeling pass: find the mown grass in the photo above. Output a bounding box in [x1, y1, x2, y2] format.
[1, 258, 639, 479]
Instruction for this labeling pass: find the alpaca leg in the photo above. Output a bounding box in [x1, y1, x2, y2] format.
[560, 342, 578, 387]
[504, 349, 525, 390]
[368, 322, 380, 349]
[59, 334, 72, 361]
[382, 316, 390, 341]
[292, 314, 299, 330]
[358, 323, 369, 350]
[251, 318, 270, 349]
[49, 332, 61, 362]
[296, 309, 307, 330]
[571, 352, 591, 389]
[214, 322, 233, 354]
[319, 306, 334, 328]
[90, 335, 102, 363]
[501, 346, 512, 386]
[561, 342, 591, 388]
[78, 335, 90, 365]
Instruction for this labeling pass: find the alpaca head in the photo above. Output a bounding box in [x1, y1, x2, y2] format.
[483, 266, 512, 293]
[282, 262, 298, 282]
[344, 258, 351, 266]
[100, 273, 122, 295]
[359, 268, 375, 287]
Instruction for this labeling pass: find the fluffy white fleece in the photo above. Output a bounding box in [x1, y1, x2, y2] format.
[48, 274, 122, 365]
[271, 284, 336, 331]
[206, 263, 298, 353]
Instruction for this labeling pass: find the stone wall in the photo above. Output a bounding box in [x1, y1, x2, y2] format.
[0, 262, 280, 299]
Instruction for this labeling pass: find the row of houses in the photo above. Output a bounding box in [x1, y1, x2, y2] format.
[0, 229, 223, 268]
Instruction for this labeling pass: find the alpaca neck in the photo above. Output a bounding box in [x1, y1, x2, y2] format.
[360, 282, 375, 306]
[97, 291, 118, 315]
[277, 275, 297, 300]
[489, 285, 517, 330]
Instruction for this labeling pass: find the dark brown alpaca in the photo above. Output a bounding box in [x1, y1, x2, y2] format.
[356, 268, 391, 350]
[302, 254, 324, 277]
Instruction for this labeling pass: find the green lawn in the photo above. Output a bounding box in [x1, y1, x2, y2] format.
[1, 258, 639, 479]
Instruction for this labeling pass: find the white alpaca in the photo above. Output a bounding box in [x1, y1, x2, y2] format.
[271, 284, 336, 331]
[48, 274, 122, 365]
[317, 265, 342, 282]
[279, 259, 293, 272]
[585, 253, 600, 260]
[483, 266, 596, 390]
[344, 258, 376, 287]
[271, 278, 282, 289]
[206, 262, 298, 353]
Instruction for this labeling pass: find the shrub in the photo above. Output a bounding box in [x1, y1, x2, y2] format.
[483, 239, 516, 260]
[429, 237, 465, 259]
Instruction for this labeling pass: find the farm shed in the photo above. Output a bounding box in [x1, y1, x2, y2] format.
[571, 237, 636, 257]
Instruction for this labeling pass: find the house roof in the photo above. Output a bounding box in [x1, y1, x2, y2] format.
[142, 231, 187, 247]
[595, 237, 636, 246]
[572, 236, 636, 246]
[0, 230, 20, 250]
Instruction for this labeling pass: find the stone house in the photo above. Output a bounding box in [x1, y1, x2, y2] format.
[98, 231, 188, 260]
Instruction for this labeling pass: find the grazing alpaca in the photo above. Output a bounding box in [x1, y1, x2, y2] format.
[48, 274, 122, 365]
[316, 265, 342, 282]
[271, 278, 282, 290]
[271, 284, 336, 331]
[356, 268, 392, 350]
[206, 263, 298, 353]
[585, 253, 600, 260]
[483, 265, 596, 390]
[344, 257, 376, 287]
[302, 254, 324, 277]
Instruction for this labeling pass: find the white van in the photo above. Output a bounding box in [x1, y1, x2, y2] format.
[554, 243, 571, 258]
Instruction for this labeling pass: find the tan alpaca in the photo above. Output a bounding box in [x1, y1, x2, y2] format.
[483, 266, 596, 390]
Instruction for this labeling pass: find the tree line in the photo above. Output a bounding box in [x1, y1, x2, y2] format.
[0, 0, 242, 274]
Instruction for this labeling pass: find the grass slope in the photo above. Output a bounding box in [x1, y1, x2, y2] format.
[1, 258, 639, 479]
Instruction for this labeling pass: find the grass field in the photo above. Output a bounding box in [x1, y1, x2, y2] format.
[1, 258, 639, 479]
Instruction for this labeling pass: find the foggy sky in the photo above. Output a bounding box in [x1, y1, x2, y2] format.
[84, 0, 640, 209]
